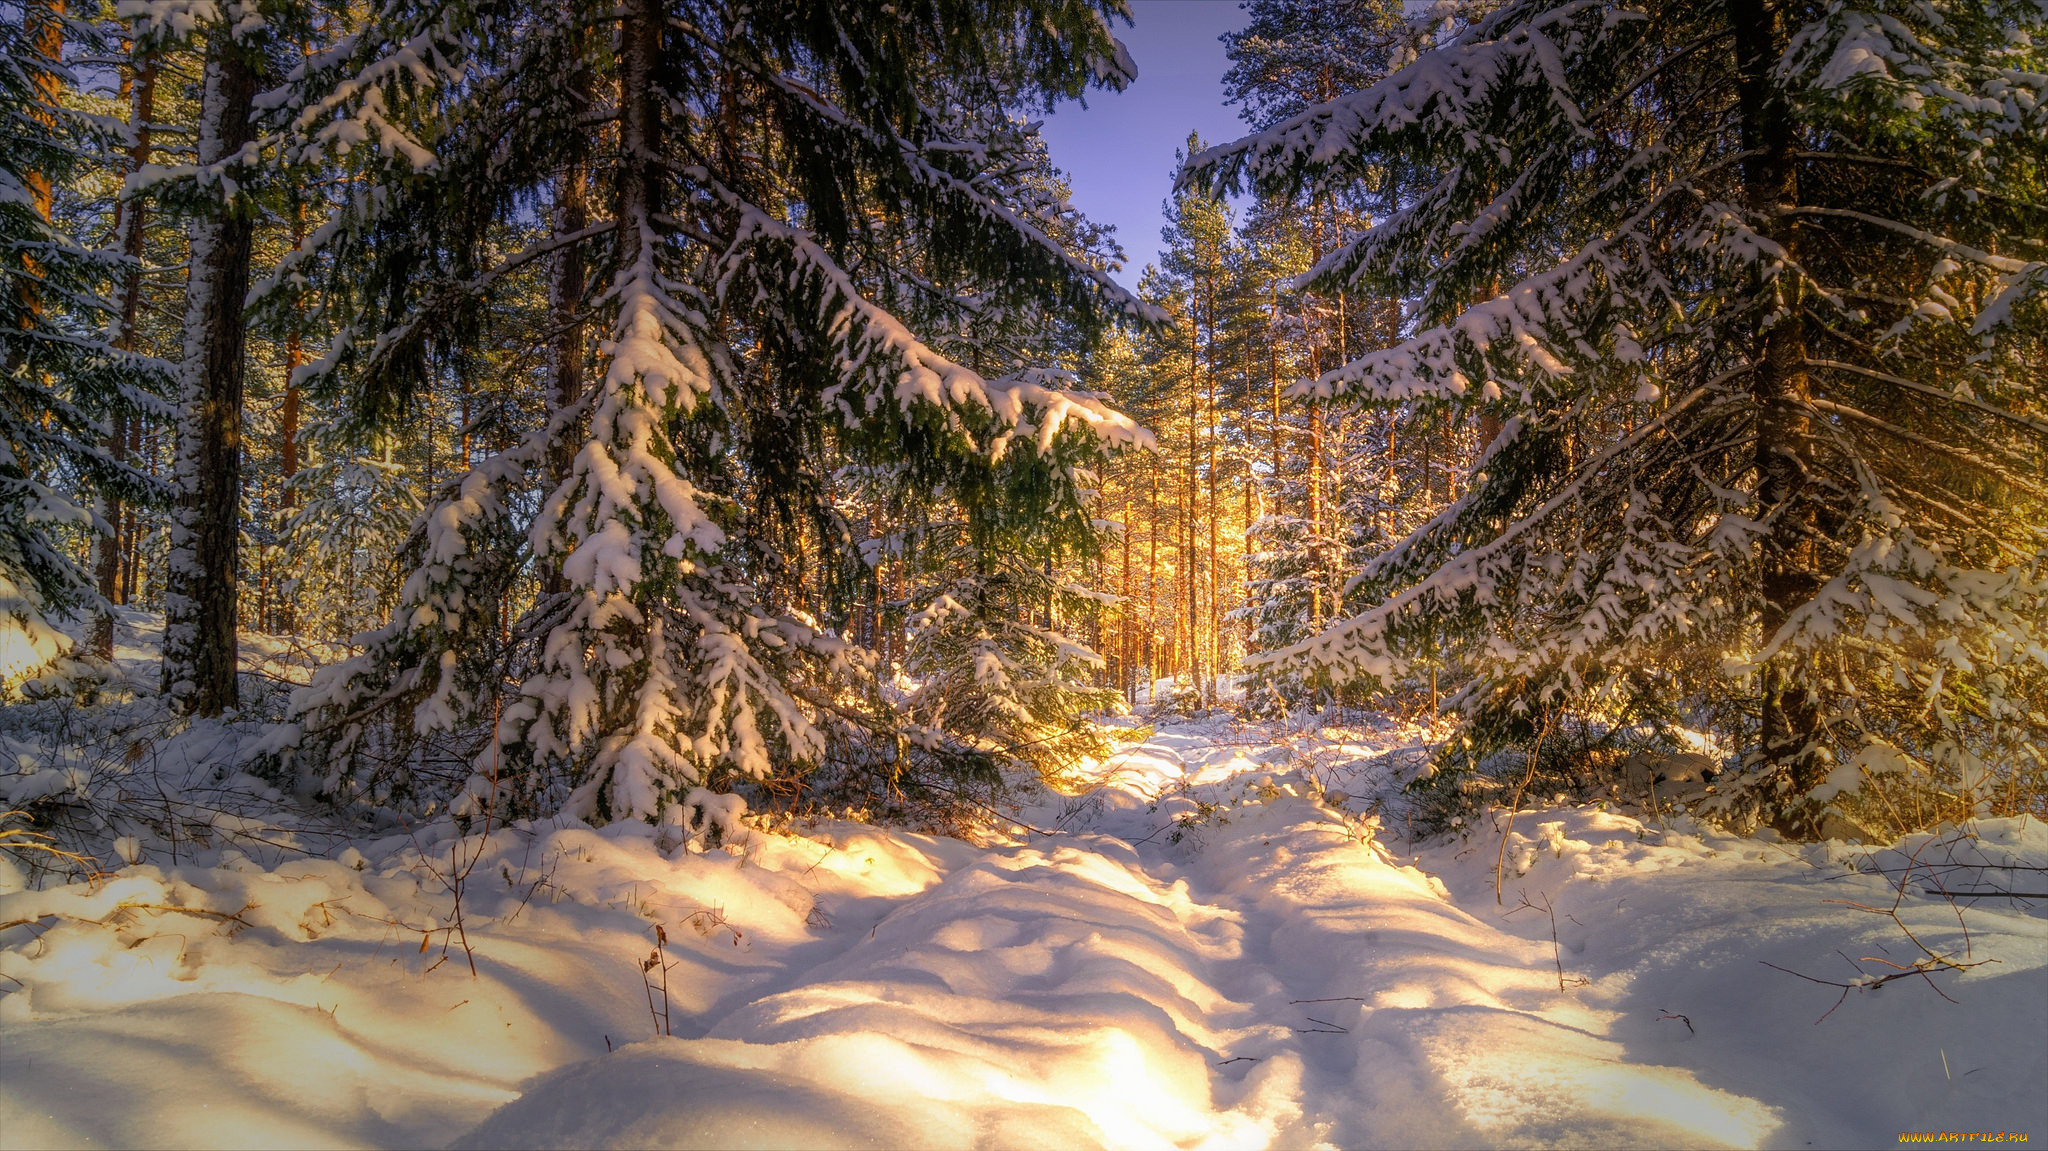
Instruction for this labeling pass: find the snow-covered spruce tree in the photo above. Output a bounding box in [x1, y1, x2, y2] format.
[273, 0, 1156, 824]
[1187, 0, 2048, 832]
[874, 415, 1130, 817]
[1221, 5, 1415, 714]
[0, 10, 167, 690]
[825, 111, 1140, 814]
[1222, 0, 1409, 128]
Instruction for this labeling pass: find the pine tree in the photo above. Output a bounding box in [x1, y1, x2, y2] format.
[275, 0, 1158, 823]
[1188, 0, 2048, 831]
[1221, 0, 1407, 127]
[1153, 145, 1245, 704]
[1, 9, 167, 690]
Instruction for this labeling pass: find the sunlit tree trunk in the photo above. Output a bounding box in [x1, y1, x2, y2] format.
[98, 38, 160, 659]
[162, 26, 261, 715]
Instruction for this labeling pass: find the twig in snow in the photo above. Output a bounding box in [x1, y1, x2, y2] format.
[1657, 1010, 1694, 1035]
[685, 904, 745, 948]
[1293, 1015, 1349, 1034]
[1505, 889, 1587, 991]
[642, 924, 674, 1037]
[1494, 705, 1554, 904]
[401, 696, 503, 978]
[1758, 954, 1985, 1025]
[1, 901, 253, 934]
[1763, 830, 1999, 1022]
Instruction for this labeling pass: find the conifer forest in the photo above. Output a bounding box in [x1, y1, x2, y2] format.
[2, 1, 2044, 1146]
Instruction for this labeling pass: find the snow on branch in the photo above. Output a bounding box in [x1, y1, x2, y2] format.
[757, 71, 1163, 325]
[1179, 0, 1621, 196]
[273, 23, 451, 170]
[1300, 237, 1623, 402]
[724, 204, 1152, 457]
[1257, 384, 1713, 681]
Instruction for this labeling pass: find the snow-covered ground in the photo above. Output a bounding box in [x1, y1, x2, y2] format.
[3, 702, 2043, 1149]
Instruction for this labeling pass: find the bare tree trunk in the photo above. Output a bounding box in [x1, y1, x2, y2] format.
[1731, 0, 1824, 810]
[1308, 393, 1324, 624]
[162, 28, 259, 715]
[268, 197, 306, 637]
[99, 39, 158, 659]
[1120, 493, 1133, 705]
[1185, 321, 1202, 696]
[1147, 468, 1159, 702]
[540, 36, 592, 598]
[1204, 283, 1220, 704]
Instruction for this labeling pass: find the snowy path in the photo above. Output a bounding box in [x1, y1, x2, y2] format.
[3, 717, 2043, 1148]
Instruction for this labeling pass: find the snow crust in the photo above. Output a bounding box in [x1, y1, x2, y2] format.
[3, 714, 2043, 1148]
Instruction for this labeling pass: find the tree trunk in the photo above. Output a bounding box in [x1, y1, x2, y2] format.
[5, 0, 63, 377]
[99, 38, 157, 659]
[1204, 282, 1220, 704]
[267, 197, 307, 637]
[1308, 394, 1324, 623]
[1120, 493, 1133, 705]
[1147, 467, 1159, 701]
[22, 1, 62, 222]
[1270, 289, 1283, 486]
[1185, 319, 1202, 696]
[618, 0, 663, 263]
[1731, 0, 1824, 808]
[162, 29, 260, 715]
[539, 40, 592, 597]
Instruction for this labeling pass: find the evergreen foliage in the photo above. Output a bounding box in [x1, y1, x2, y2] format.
[0, 10, 168, 690]
[270, 0, 1158, 825]
[1187, 0, 2048, 831]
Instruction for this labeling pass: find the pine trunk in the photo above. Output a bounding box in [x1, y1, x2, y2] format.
[162, 34, 259, 715]
[540, 45, 592, 598]
[1120, 493, 1133, 705]
[269, 198, 306, 637]
[1147, 468, 1159, 700]
[98, 44, 158, 659]
[1731, 0, 1824, 805]
[1204, 284, 1219, 704]
[1185, 323, 1201, 695]
[3, 0, 62, 378]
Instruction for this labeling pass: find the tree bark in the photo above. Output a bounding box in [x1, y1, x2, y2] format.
[162, 30, 260, 715]
[269, 196, 306, 636]
[1731, 0, 1824, 806]
[1120, 493, 1133, 705]
[1203, 281, 1220, 704]
[539, 37, 592, 598]
[100, 33, 156, 659]
[5, 0, 63, 376]
[1185, 315, 1202, 696]
[1147, 467, 1159, 701]
[22, 1, 63, 222]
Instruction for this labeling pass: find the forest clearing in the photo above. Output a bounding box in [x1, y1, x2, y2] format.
[2, 0, 2044, 1146]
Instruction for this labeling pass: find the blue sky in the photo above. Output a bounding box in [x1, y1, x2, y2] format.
[1038, 0, 1251, 290]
